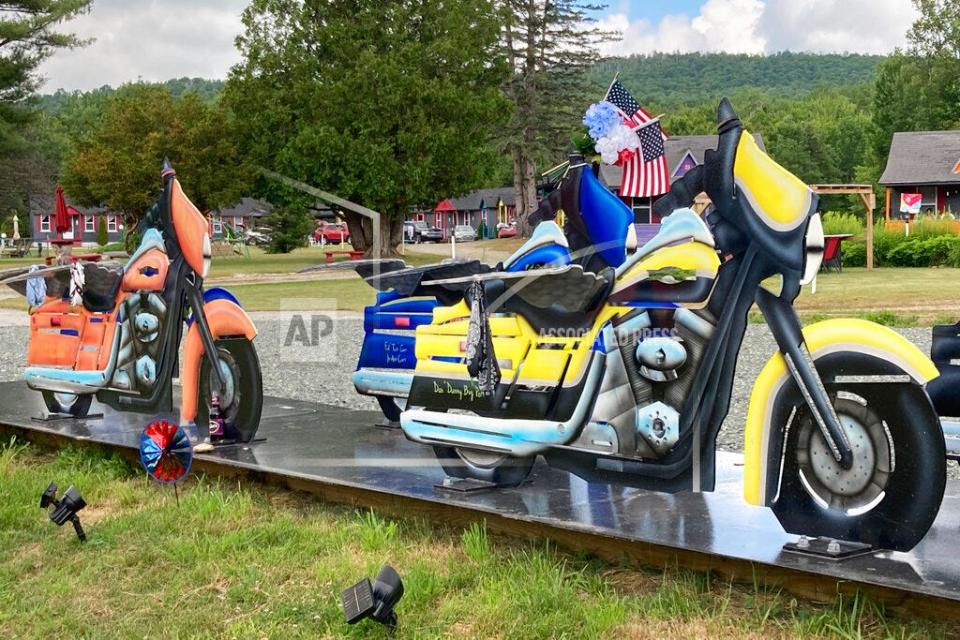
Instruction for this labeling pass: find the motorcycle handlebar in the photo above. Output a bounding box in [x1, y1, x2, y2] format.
[652, 164, 704, 220]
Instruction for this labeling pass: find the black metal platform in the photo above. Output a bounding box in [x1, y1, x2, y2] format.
[1, 381, 958, 618]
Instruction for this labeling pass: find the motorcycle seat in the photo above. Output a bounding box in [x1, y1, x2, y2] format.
[80, 262, 123, 313]
[365, 260, 495, 304]
[479, 265, 615, 333]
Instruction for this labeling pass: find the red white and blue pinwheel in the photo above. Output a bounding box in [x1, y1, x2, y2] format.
[139, 420, 193, 484]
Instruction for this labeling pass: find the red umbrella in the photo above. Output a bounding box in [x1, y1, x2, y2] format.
[54, 185, 71, 236]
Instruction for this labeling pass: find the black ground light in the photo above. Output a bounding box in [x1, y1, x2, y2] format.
[39, 483, 87, 542]
[340, 565, 404, 630]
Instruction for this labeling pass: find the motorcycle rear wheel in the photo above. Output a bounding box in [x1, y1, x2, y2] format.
[771, 359, 945, 551]
[432, 446, 535, 487]
[41, 391, 93, 418]
[198, 337, 263, 443]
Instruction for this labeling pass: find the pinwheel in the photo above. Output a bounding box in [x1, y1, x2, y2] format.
[139, 419, 193, 485]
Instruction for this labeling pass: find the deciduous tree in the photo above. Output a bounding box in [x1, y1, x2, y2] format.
[225, 0, 508, 255]
[62, 84, 248, 226]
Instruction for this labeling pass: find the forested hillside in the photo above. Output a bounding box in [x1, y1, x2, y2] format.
[37, 77, 225, 113]
[589, 52, 882, 105]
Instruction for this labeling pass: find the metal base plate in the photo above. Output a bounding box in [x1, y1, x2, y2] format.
[434, 477, 498, 493]
[782, 536, 875, 561]
[32, 412, 104, 422]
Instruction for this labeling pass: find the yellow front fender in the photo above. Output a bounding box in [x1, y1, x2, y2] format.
[743, 319, 938, 506]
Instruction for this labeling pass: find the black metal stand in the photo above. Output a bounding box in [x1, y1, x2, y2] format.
[32, 412, 104, 423]
[782, 536, 875, 561]
[205, 436, 267, 449]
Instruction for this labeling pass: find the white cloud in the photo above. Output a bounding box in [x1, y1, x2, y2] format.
[35, 0, 922, 92]
[37, 0, 248, 92]
[601, 0, 917, 57]
[760, 0, 917, 54]
[598, 0, 766, 56]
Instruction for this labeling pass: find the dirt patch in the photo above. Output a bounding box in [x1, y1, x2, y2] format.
[613, 619, 772, 640]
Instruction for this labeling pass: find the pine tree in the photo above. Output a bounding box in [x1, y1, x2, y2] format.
[96, 216, 108, 247]
[497, 0, 614, 231]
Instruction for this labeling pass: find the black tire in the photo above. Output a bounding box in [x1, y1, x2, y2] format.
[41, 391, 93, 418]
[432, 445, 535, 487]
[375, 396, 404, 424]
[771, 354, 945, 552]
[198, 337, 263, 443]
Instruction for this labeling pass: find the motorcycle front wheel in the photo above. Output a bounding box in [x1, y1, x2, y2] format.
[432, 446, 535, 487]
[41, 391, 93, 418]
[771, 355, 945, 552]
[198, 337, 263, 443]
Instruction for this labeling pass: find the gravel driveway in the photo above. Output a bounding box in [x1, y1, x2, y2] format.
[0, 316, 936, 455]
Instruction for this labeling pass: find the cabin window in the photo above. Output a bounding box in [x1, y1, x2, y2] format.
[212, 216, 223, 235]
[85, 216, 95, 232]
[40, 215, 50, 233]
[632, 197, 653, 224]
[233, 216, 243, 229]
[920, 186, 937, 212]
[107, 216, 117, 232]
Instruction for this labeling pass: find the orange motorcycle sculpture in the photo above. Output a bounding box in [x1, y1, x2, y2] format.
[2, 162, 263, 445]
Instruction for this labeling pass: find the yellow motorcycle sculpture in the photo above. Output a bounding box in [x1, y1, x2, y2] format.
[399, 99, 945, 552]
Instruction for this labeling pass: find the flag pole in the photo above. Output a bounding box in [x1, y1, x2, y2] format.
[604, 71, 620, 100]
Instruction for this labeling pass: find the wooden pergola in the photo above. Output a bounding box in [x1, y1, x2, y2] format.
[810, 184, 876, 270]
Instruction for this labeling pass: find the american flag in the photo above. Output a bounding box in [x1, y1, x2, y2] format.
[605, 79, 669, 198]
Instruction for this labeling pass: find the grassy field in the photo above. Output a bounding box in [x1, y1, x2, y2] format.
[0, 438, 952, 639]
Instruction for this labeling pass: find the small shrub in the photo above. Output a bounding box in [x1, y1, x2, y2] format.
[840, 241, 866, 267]
[821, 211, 864, 236]
[886, 235, 960, 267]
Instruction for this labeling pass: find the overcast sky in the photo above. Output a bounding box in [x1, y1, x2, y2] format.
[38, 0, 919, 92]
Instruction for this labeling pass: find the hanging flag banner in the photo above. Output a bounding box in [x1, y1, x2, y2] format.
[900, 193, 922, 215]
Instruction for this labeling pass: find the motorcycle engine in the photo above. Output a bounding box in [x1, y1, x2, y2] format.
[616, 308, 714, 458]
[110, 292, 168, 392]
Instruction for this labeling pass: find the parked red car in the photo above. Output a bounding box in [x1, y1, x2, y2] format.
[314, 221, 350, 243]
[497, 223, 518, 239]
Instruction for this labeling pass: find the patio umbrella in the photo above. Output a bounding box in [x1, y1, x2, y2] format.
[54, 185, 71, 237]
[11, 214, 19, 240]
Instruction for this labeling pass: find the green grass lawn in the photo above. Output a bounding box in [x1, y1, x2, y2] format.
[207, 246, 434, 278]
[0, 438, 950, 639]
[230, 278, 375, 312]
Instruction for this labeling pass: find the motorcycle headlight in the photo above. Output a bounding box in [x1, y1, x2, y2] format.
[799, 213, 824, 286]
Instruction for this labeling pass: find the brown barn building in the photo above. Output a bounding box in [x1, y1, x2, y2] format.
[879, 131, 960, 218]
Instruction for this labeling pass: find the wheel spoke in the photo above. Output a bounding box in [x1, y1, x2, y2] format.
[828, 493, 845, 511]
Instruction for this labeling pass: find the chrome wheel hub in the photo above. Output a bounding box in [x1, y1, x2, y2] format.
[808, 414, 874, 496]
[796, 396, 892, 514]
[457, 448, 507, 469]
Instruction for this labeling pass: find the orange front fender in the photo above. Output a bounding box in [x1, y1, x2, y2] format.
[180, 298, 257, 424]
